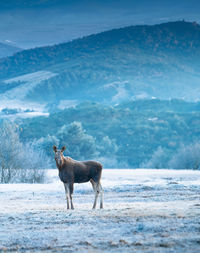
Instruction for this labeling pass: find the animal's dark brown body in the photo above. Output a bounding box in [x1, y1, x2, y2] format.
[53, 146, 103, 209]
[58, 157, 102, 184]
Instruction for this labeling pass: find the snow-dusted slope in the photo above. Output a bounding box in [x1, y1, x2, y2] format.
[0, 169, 200, 252]
[3, 71, 57, 100]
[0, 70, 57, 118]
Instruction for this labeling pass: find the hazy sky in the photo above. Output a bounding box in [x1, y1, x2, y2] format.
[0, 0, 200, 48]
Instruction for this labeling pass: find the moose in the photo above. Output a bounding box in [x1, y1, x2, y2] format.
[53, 145, 103, 209]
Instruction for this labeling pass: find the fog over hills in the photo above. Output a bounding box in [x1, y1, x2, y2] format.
[0, 21, 200, 115]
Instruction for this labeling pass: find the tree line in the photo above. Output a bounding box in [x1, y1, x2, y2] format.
[19, 99, 200, 169]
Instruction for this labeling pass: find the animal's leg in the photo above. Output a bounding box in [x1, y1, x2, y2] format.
[64, 183, 70, 209]
[99, 182, 104, 209]
[69, 183, 74, 210]
[90, 179, 99, 209]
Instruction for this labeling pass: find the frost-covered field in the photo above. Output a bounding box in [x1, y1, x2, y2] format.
[0, 169, 200, 252]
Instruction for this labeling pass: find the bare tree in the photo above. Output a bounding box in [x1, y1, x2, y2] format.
[0, 121, 50, 183]
[141, 146, 169, 169]
[169, 143, 200, 170]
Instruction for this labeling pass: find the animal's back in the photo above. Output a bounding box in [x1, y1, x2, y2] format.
[73, 160, 102, 183]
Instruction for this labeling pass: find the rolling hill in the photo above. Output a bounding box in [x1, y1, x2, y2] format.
[1, 0, 199, 48]
[0, 21, 200, 115]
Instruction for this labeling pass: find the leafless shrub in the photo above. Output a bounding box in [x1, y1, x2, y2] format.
[169, 143, 200, 170]
[0, 121, 50, 183]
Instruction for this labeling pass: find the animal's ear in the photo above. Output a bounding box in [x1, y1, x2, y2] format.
[61, 146, 66, 152]
[53, 145, 57, 152]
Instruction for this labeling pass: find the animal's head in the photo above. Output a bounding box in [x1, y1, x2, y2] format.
[53, 145, 66, 167]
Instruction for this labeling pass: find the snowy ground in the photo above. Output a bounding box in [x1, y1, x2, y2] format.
[0, 169, 200, 252]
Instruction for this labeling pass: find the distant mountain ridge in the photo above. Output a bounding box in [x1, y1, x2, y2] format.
[0, 21, 200, 115]
[1, 21, 200, 76]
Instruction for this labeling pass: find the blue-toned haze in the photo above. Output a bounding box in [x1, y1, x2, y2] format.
[0, 1, 200, 168]
[0, 0, 200, 48]
[1, 2, 200, 252]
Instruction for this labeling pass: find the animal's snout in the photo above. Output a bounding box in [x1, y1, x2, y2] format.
[55, 157, 62, 165]
[55, 157, 60, 162]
